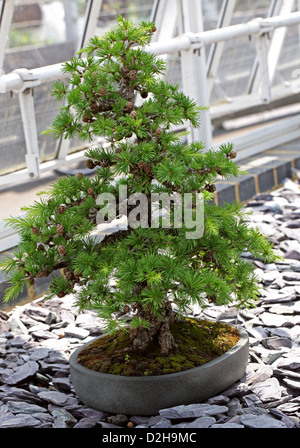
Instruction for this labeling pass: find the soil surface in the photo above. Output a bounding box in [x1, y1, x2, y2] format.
[77, 317, 240, 376]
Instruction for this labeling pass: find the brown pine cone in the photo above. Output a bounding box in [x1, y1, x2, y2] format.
[155, 127, 162, 137]
[87, 187, 95, 196]
[58, 244, 66, 255]
[125, 101, 133, 111]
[32, 227, 40, 234]
[90, 102, 100, 114]
[57, 292, 66, 298]
[144, 163, 153, 176]
[128, 69, 138, 80]
[37, 270, 47, 278]
[207, 184, 216, 192]
[140, 90, 148, 98]
[64, 270, 74, 280]
[56, 224, 64, 236]
[57, 205, 65, 215]
[86, 159, 95, 169]
[130, 110, 137, 119]
[77, 172, 84, 179]
[138, 162, 152, 176]
[82, 114, 93, 123]
[99, 87, 107, 96]
[228, 150, 237, 159]
[123, 305, 130, 314]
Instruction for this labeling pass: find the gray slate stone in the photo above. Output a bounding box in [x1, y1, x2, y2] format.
[159, 403, 228, 419]
[0, 412, 41, 428]
[6, 400, 46, 414]
[3, 361, 39, 385]
[51, 408, 78, 428]
[240, 413, 287, 428]
[28, 347, 49, 360]
[282, 378, 300, 390]
[172, 416, 216, 428]
[211, 422, 244, 428]
[37, 390, 68, 405]
[251, 378, 282, 402]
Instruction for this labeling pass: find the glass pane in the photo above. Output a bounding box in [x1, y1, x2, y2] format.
[0, 92, 26, 176]
[272, 23, 300, 88]
[9, 0, 69, 50]
[95, 0, 153, 36]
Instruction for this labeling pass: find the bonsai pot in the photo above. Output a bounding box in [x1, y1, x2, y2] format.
[69, 324, 249, 416]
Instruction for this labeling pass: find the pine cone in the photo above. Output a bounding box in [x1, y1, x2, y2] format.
[138, 162, 152, 176]
[58, 244, 66, 255]
[141, 90, 148, 98]
[82, 114, 93, 123]
[130, 110, 137, 119]
[86, 159, 95, 169]
[56, 224, 64, 236]
[123, 305, 130, 314]
[125, 101, 133, 111]
[32, 227, 40, 234]
[228, 150, 237, 159]
[207, 184, 216, 192]
[64, 270, 74, 280]
[128, 69, 138, 80]
[37, 270, 47, 278]
[155, 127, 162, 137]
[77, 172, 84, 179]
[57, 205, 65, 215]
[87, 187, 95, 196]
[90, 102, 100, 114]
[57, 292, 66, 298]
[99, 87, 107, 96]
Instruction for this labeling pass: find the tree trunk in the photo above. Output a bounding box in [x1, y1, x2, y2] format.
[129, 301, 178, 355]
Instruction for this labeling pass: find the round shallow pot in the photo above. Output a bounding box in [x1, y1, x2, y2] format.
[69, 325, 249, 416]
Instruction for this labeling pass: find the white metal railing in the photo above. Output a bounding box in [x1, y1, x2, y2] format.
[1, 3, 300, 251]
[1, 10, 300, 184]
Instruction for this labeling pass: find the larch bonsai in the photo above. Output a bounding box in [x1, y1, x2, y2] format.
[1, 16, 279, 357]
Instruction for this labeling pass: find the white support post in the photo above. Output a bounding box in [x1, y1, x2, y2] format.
[62, 0, 79, 45]
[181, 45, 212, 148]
[0, 0, 15, 71]
[254, 29, 272, 103]
[249, 0, 295, 93]
[247, 0, 283, 94]
[267, 0, 295, 84]
[18, 87, 40, 179]
[9, 68, 41, 180]
[76, 0, 103, 53]
[178, 0, 213, 148]
[150, 0, 178, 42]
[206, 0, 236, 98]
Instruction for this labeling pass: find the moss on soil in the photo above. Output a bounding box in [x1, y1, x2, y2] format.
[77, 317, 240, 377]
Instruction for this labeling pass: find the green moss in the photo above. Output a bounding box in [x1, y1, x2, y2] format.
[78, 317, 240, 377]
[109, 363, 124, 375]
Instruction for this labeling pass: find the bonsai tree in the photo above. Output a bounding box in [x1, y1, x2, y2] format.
[1, 16, 279, 357]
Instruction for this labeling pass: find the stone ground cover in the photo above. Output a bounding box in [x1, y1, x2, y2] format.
[0, 177, 300, 428]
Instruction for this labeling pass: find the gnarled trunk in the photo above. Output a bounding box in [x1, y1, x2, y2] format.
[129, 301, 178, 355]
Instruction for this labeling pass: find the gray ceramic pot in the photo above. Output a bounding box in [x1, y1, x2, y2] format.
[69, 325, 249, 416]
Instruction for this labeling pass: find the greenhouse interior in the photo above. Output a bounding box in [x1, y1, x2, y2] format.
[0, 0, 299, 431]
